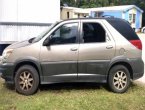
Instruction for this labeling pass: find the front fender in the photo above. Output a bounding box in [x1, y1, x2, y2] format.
[13, 56, 43, 78]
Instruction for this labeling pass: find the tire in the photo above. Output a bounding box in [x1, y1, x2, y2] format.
[108, 65, 130, 93]
[15, 65, 39, 95]
[142, 27, 145, 33]
[143, 29, 145, 33]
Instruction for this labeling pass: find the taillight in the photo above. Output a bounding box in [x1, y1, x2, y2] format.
[129, 40, 142, 50]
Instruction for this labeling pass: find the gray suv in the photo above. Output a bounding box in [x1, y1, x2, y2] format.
[0, 18, 144, 95]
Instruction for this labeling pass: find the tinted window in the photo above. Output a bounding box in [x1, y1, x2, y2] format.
[50, 23, 78, 45]
[83, 23, 105, 43]
[107, 19, 139, 40]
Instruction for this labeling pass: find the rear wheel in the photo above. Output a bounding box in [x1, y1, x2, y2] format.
[142, 27, 145, 33]
[108, 65, 130, 93]
[143, 29, 145, 33]
[15, 65, 39, 95]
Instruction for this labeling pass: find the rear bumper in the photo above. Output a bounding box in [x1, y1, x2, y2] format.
[0, 63, 15, 84]
[130, 58, 144, 80]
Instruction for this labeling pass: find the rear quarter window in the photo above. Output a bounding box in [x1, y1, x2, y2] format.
[107, 19, 139, 40]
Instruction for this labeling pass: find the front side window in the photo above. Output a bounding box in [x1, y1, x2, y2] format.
[50, 23, 78, 45]
[82, 23, 105, 43]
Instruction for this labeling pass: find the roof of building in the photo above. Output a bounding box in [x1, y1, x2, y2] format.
[84, 5, 143, 13]
[62, 5, 143, 14]
[62, 7, 89, 14]
[62, 6, 80, 10]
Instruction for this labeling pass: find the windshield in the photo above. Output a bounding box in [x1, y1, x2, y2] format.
[31, 22, 59, 43]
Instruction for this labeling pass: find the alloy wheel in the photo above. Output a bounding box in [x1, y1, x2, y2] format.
[19, 71, 34, 91]
[113, 71, 127, 90]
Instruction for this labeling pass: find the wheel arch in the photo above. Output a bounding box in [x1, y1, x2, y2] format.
[107, 61, 133, 80]
[142, 26, 145, 33]
[13, 59, 42, 81]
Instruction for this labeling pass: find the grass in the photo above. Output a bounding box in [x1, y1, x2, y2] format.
[0, 78, 145, 110]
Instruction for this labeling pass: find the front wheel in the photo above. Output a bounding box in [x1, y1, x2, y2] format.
[108, 65, 130, 93]
[15, 65, 39, 95]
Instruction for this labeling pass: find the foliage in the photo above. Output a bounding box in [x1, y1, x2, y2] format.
[61, 0, 145, 8]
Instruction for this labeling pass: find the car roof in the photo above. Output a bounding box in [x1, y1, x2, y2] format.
[60, 17, 128, 25]
[62, 17, 125, 22]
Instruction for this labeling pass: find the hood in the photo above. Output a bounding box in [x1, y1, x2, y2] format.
[6, 40, 31, 49]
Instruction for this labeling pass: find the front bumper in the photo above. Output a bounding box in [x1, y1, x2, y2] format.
[0, 63, 15, 84]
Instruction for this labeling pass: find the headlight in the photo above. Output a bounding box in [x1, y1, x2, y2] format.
[2, 49, 13, 62]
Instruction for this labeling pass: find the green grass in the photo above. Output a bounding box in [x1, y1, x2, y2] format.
[0, 78, 145, 110]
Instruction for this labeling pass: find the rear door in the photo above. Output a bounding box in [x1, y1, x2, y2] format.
[78, 19, 115, 82]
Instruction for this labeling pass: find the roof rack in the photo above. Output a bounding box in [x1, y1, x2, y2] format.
[101, 15, 115, 18]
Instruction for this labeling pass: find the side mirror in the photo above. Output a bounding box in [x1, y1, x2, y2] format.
[43, 35, 52, 46]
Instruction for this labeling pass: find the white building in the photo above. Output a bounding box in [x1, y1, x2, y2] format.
[0, 0, 60, 23]
[0, 0, 60, 51]
[61, 7, 89, 20]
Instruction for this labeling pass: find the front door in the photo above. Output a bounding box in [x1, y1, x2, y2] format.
[78, 20, 115, 82]
[40, 22, 79, 82]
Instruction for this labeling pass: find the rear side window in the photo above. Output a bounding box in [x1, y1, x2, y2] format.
[107, 19, 139, 40]
[82, 23, 105, 43]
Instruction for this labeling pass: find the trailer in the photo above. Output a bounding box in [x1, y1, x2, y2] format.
[0, 0, 60, 55]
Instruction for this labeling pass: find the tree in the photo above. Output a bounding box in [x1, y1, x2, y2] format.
[60, 0, 76, 7]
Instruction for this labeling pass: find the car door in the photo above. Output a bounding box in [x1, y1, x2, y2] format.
[78, 20, 115, 82]
[40, 21, 80, 82]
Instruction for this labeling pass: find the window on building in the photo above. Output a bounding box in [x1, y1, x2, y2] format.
[78, 14, 80, 18]
[50, 23, 78, 45]
[129, 14, 132, 21]
[133, 14, 136, 23]
[82, 23, 105, 43]
[129, 14, 136, 23]
[67, 12, 69, 19]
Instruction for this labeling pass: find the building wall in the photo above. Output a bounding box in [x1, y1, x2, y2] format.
[61, 9, 74, 20]
[89, 7, 142, 30]
[61, 8, 87, 20]
[140, 13, 142, 28]
[0, 0, 60, 42]
[102, 11, 122, 18]
[124, 11, 129, 21]
[73, 13, 86, 18]
[128, 8, 137, 28]
[0, 0, 60, 54]
[0, 0, 60, 23]
[0, 24, 50, 42]
[0, 0, 17, 22]
[73, 13, 78, 18]
[0, 23, 50, 55]
[127, 8, 142, 30]
[136, 10, 140, 28]
[136, 10, 142, 29]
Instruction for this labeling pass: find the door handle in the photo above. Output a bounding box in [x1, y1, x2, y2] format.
[70, 48, 78, 51]
[106, 45, 113, 49]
